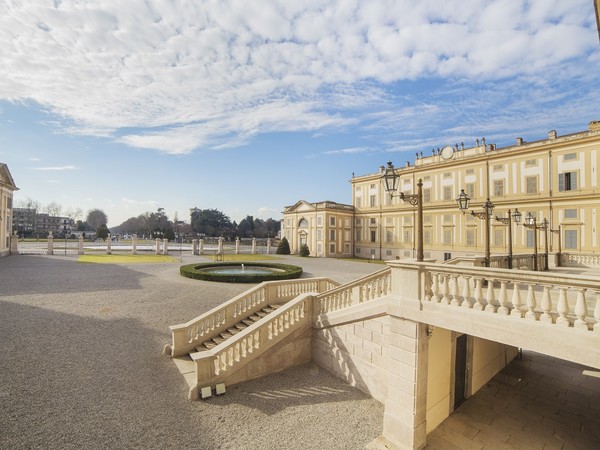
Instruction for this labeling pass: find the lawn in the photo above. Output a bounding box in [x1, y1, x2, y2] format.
[78, 254, 178, 264]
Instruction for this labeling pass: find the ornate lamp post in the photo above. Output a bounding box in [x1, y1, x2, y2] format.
[493, 208, 522, 269]
[456, 189, 494, 267]
[550, 224, 562, 267]
[382, 161, 424, 262]
[522, 212, 549, 271]
[540, 218, 549, 271]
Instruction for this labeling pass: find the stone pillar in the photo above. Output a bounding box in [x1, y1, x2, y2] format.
[10, 232, 18, 255]
[217, 237, 224, 255]
[192, 239, 198, 255]
[106, 234, 112, 254]
[380, 319, 429, 450]
[266, 238, 272, 254]
[235, 237, 240, 254]
[252, 237, 257, 254]
[78, 234, 84, 255]
[155, 238, 161, 255]
[47, 232, 54, 255]
[132, 234, 137, 255]
[199, 239, 204, 255]
[163, 238, 168, 255]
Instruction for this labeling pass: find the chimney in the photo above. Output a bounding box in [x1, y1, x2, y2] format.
[589, 120, 600, 131]
[516, 137, 523, 145]
[548, 130, 557, 139]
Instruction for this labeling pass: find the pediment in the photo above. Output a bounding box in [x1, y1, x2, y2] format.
[284, 200, 316, 213]
[0, 164, 18, 190]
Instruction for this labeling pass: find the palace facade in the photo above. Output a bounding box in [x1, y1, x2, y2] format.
[0, 163, 18, 256]
[283, 121, 600, 262]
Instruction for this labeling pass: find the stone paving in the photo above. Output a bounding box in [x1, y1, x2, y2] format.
[1, 254, 599, 449]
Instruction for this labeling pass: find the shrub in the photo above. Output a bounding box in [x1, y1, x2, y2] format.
[299, 244, 310, 257]
[180, 262, 303, 283]
[276, 237, 291, 254]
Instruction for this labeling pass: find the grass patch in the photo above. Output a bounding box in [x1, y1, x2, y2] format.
[78, 254, 178, 264]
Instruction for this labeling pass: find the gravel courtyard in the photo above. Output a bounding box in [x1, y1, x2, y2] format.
[0, 254, 385, 449]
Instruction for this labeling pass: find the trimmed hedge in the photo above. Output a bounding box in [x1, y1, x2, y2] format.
[180, 262, 303, 283]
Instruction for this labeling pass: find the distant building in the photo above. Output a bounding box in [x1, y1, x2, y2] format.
[281, 200, 354, 258]
[13, 208, 75, 237]
[0, 163, 18, 256]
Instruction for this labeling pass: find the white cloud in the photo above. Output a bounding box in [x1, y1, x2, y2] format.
[0, 0, 597, 154]
[324, 147, 371, 156]
[33, 165, 79, 171]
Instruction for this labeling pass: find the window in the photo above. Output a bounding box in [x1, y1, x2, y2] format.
[403, 216, 413, 225]
[443, 172, 452, 179]
[317, 230, 322, 240]
[466, 168, 474, 175]
[465, 183, 475, 200]
[355, 218, 361, 225]
[370, 218, 376, 225]
[355, 197, 361, 208]
[493, 180, 504, 196]
[494, 229, 504, 246]
[317, 216, 322, 226]
[558, 172, 577, 191]
[386, 230, 393, 243]
[526, 176, 538, 194]
[355, 230, 361, 241]
[424, 176, 431, 181]
[525, 159, 537, 167]
[330, 230, 335, 241]
[370, 184, 376, 189]
[526, 230, 535, 248]
[564, 209, 577, 219]
[386, 249, 392, 256]
[493, 164, 503, 172]
[466, 229, 475, 246]
[370, 230, 376, 243]
[423, 188, 431, 203]
[564, 230, 577, 249]
[443, 186, 453, 201]
[330, 216, 336, 226]
[563, 153, 577, 161]
[443, 229, 453, 245]
[370, 195, 376, 207]
[443, 214, 452, 223]
[423, 229, 431, 244]
[329, 243, 336, 254]
[403, 229, 412, 243]
[423, 215, 432, 224]
[299, 219, 308, 228]
[345, 218, 350, 228]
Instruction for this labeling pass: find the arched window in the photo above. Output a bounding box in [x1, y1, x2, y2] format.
[298, 218, 309, 229]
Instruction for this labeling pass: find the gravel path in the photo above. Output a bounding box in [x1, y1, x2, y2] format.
[0, 254, 384, 449]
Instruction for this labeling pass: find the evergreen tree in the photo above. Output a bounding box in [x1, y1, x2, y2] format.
[276, 237, 291, 254]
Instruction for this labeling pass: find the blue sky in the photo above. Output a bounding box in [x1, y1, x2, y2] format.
[1, 0, 598, 227]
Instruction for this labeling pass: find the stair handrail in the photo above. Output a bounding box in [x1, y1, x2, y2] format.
[189, 292, 314, 398]
[167, 277, 338, 357]
[315, 267, 392, 315]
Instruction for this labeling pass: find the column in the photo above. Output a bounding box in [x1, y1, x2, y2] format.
[266, 238, 272, 254]
[192, 239, 199, 255]
[217, 237, 224, 255]
[199, 239, 204, 255]
[155, 238, 161, 255]
[163, 238, 168, 255]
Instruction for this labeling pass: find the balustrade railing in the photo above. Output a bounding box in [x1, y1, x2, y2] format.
[422, 264, 600, 332]
[316, 267, 392, 315]
[168, 277, 338, 357]
[190, 294, 312, 388]
[561, 253, 600, 268]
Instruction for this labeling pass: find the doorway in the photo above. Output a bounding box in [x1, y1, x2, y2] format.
[454, 333, 468, 409]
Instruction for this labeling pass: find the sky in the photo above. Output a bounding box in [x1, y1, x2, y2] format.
[0, 0, 598, 228]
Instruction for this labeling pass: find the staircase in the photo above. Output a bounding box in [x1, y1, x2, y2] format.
[196, 304, 281, 351]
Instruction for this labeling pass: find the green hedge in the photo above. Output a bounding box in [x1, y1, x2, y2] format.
[180, 262, 303, 283]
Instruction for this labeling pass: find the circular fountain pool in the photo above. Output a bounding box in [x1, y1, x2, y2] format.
[180, 262, 303, 283]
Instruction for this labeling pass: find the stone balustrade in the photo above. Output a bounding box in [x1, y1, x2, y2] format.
[189, 294, 312, 399]
[167, 277, 338, 357]
[316, 267, 392, 315]
[562, 253, 600, 268]
[422, 263, 600, 332]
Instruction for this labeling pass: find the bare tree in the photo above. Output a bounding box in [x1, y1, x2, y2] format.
[86, 209, 108, 231]
[64, 207, 83, 222]
[45, 201, 62, 217]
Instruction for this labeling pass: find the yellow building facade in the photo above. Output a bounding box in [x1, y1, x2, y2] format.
[0, 163, 18, 257]
[352, 121, 600, 262]
[282, 200, 354, 258]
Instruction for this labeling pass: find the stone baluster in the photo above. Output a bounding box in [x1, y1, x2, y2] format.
[540, 285, 554, 323]
[131, 234, 137, 255]
[107, 234, 112, 255]
[192, 239, 198, 255]
[78, 234, 84, 255]
[424, 272, 433, 302]
[450, 275, 461, 306]
[442, 274, 451, 305]
[155, 238, 161, 255]
[525, 284, 538, 320]
[252, 237, 257, 254]
[163, 238, 168, 255]
[484, 279, 497, 313]
[574, 288, 589, 330]
[431, 273, 441, 303]
[199, 238, 204, 255]
[267, 239, 272, 254]
[461, 276, 473, 308]
[555, 287, 570, 326]
[473, 278, 485, 311]
[497, 281, 509, 315]
[235, 237, 240, 254]
[593, 291, 600, 333]
[510, 283, 523, 318]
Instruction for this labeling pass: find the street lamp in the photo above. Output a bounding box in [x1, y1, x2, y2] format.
[522, 212, 548, 271]
[494, 209, 521, 269]
[456, 189, 494, 267]
[382, 161, 424, 262]
[550, 225, 562, 267]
